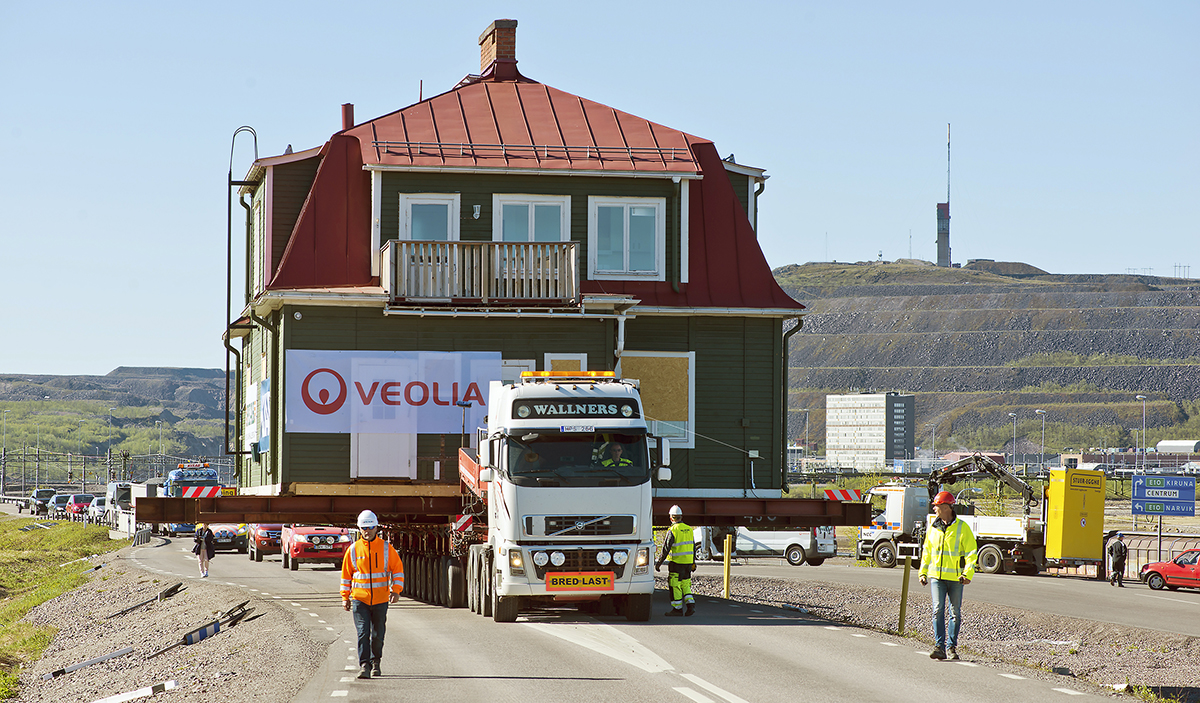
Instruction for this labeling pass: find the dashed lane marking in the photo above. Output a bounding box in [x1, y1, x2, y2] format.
[823, 626, 841, 631]
[291, 603, 302, 607]
[343, 666, 356, 671]
[879, 642, 899, 647]
[309, 613, 318, 617]
[851, 634, 867, 638]
[954, 661, 978, 667]
[680, 673, 750, 703]
[1052, 689, 1086, 696]
[749, 609, 763, 613]
[326, 627, 334, 631]
[331, 691, 348, 697]
[999, 673, 1026, 680]
[673, 688, 713, 703]
[318, 620, 326, 624]
[340, 677, 353, 683]
[1140, 593, 1199, 606]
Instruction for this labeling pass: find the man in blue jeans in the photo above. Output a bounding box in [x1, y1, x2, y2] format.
[919, 491, 977, 661]
[341, 510, 404, 679]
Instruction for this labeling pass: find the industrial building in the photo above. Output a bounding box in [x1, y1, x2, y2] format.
[825, 392, 915, 472]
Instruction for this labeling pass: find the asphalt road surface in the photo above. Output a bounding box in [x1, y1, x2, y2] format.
[694, 557, 1200, 638]
[125, 542, 1117, 703]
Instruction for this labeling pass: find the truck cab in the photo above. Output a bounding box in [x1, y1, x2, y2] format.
[856, 483, 929, 567]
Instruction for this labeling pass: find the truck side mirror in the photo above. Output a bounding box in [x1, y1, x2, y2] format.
[659, 438, 671, 467]
[657, 467, 672, 482]
[477, 431, 492, 467]
[478, 468, 495, 483]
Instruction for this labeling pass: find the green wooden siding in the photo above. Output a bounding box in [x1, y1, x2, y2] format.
[725, 170, 750, 219]
[271, 157, 320, 273]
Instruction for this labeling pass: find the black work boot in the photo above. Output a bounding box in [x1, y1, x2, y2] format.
[664, 608, 684, 617]
[685, 603, 695, 617]
[372, 660, 382, 677]
[358, 665, 372, 679]
[929, 647, 946, 660]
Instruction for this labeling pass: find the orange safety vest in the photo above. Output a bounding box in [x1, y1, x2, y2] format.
[341, 537, 405, 606]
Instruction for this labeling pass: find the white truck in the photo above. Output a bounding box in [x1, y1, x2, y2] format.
[457, 371, 670, 622]
[694, 525, 837, 566]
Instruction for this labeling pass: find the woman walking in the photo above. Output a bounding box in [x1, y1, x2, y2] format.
[193, 523, 215, 577]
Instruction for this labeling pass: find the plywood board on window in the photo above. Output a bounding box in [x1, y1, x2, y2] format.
[620, 355, 689, 421]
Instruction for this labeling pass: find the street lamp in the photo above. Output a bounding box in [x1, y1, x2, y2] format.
[1008, 412, 1018, 468]
[1035, 409, 1047, 473]
[2, 409, 9, 494]
[1135, 395, 1147, 471]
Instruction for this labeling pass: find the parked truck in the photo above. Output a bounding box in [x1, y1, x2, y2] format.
[856, 453, 1105, 575]
[454, 371, 670, 622]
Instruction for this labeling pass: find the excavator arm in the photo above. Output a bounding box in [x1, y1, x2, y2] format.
[927, 453, 1038, 513]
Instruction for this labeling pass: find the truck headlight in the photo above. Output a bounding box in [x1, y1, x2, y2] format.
[613, 550, 628, 565]
[634, 547, 649, 574]
[596, 551, 611, 566]
[532, 551, 549, 567]
[508, 548, 525, 575]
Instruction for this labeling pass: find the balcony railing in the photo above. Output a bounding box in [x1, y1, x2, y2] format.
[382, 240, 579, 306]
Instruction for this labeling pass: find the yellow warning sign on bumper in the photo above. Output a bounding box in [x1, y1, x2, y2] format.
[545, 572, 615, 591]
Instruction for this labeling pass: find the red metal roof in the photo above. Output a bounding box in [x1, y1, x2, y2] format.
[344, 81, 702, 175]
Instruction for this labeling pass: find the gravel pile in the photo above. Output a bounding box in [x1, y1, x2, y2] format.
[672, 573, 1200, 700]
[13, 543, 322, 703]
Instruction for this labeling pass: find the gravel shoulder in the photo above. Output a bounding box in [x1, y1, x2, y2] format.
[14, 539, 323, 703]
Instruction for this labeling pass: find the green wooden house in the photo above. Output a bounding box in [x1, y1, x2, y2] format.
[228, 20, 804, 499]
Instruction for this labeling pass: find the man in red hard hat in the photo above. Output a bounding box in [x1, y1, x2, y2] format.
[919, 490, 977, 661]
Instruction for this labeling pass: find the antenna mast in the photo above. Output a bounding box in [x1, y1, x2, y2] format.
[947, 123, 951, 205]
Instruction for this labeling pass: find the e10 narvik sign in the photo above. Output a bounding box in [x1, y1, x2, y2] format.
[1131, 475, 1196, 517]
[285, 350, 501, 434]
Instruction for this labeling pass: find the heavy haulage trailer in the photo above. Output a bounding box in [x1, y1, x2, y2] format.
[139, 373, 869, 621]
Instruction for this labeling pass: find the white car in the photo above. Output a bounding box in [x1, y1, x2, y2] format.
[87, 496, 107, 520]
[694, 525, 838, 566]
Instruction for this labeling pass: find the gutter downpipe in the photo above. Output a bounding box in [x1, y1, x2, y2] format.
[672, 177, 682, 293]
[226, 126, 257, 459]
[250, 309, 279, 481]
[781, 317, 803, 493]
[753, 179, 765, 233]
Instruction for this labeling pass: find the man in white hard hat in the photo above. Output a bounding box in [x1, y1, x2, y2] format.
[341, 510, 404, 679]
[655, 505, 696, 617]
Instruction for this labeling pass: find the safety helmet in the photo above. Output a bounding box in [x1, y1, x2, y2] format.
[669, 505, 683, 517]
[357, 510, 379, 529]
[1116, 532, 1123, 539]
[932, 491, 955, 506]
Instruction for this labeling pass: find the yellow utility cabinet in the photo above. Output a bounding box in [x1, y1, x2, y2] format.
[1045, 468, 1105, 562]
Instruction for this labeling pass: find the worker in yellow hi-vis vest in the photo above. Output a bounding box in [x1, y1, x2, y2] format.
[655, 505, 696, 617]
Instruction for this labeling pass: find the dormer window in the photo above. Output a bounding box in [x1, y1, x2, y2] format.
[400, 193, 460, 240]
[492, 194, 571, 242]
[587, 196, 665, 280]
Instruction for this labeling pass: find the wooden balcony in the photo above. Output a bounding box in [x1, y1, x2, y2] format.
[382, 240, 579, 306]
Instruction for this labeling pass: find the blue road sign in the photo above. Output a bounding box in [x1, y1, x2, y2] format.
[1132, 475, 1196, 516]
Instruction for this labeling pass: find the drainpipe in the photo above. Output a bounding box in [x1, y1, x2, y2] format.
[671, 178, 681, 293]
[241, 194, 253, 304]
[615, 312, 627, 373]
[781, 318, 803, 492]
[250, 310, 279, 481]
[753, 179, 765, 233]
[226, 126, 257, 460]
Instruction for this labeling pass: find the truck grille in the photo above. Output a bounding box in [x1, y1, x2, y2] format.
[529, 515, 636, 537]
[528, 548, 628, 580]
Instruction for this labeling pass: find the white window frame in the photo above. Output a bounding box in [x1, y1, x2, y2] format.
[543, 353, 587, 372]
[399, 193, 461, 241]
[491, 194, 571, 242]
[587, 196, 666, 281]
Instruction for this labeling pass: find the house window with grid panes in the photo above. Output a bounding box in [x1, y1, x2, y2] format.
[399, 193, 460, 240]
[492, 194, 570, 242]
[588, 197, 665, 280]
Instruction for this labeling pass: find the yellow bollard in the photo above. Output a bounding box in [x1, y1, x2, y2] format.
[898, 555, 911, 635]
[723, 533, 732, 599]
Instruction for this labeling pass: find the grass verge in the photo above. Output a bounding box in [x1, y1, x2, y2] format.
[0, 513, 128, 698]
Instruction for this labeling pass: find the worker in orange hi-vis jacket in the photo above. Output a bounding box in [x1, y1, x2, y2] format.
[341, 510, 404, 680]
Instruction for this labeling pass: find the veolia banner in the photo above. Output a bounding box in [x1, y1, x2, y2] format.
[285, 350, 501, 434]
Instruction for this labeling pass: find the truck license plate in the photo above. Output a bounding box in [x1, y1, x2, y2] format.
[545, 572, 614, 591]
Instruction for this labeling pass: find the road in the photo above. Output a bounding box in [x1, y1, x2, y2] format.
[693, 557, 1200, 638]
[123, 541, 1115, 703]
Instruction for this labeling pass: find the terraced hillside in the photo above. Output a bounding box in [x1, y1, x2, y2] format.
[777, 261, 1200, 454]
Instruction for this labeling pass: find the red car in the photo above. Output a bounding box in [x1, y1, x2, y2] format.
[247, 523, 283, 562]
[280, 525, 351, 571]
[65, 494, 95, 515]
[1141, 549, 1200, 591]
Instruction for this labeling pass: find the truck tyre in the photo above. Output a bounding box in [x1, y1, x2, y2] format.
[977, 545, 1004, 574]
[785, 545, 807, 566]
[807, 558, 825, 567]
[448, 559, 466, 609]
[438, 556, 451, 606]
[289, 554, 300, 571]
[493, 587, 519, 623]
[625, 593, 652, 622]
[1145, 572, 1166, 590]
[872, 541, 898, 569]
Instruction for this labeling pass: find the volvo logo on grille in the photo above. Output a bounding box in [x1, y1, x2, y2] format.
[575, 521, 585, 531]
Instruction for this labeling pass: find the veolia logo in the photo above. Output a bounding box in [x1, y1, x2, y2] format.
[302, 368, 347, 415]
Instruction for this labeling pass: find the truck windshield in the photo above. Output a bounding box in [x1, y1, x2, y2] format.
[506, 432, 650, 487]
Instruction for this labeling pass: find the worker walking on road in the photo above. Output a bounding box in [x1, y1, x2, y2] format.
[655, 505, 696, 617]
[1108, 533, 1128, 587]
[341, 510, 404, 680]
[919, 491, 977, 661]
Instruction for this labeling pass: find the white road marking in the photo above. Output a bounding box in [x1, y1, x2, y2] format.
[954, 661, 978, 667]
[673, 688, 713, 703]
[326, 627, 334, 631]
[823, 626, 841, 631]
[680, 673, 750, 703]
[999, 673, 1026, 680]
[524, 620, 674, 673]
[291, 603, 302, 607]
[749, 609, 763, 613]
[1140, 593, 1199, 606]
[318, 620, 326, 624]
[1052, 689, 1086, 696]
[309, 613, 318, 617]
[347, 656, 356, 661]
[331, 691, 348, 697]
[339, 677, 353, 683]
[343, 666, 356, 671]
[851, 633, 867, 638]
[879, 642, 899, 647]
[301, 608, 310, 611]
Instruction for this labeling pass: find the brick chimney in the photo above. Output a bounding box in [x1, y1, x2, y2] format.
[479, 19, 518, 80]
[342, 103, 354, 131]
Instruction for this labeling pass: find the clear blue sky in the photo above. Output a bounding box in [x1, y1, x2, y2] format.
[1, 1, 1196, 375]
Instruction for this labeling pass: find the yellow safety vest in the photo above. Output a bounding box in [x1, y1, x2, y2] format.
[919, 517, 977, 582]
[341, 538, 405, 606]
[667, 522, 695, 565]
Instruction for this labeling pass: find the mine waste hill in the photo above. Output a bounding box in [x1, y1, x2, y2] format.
[777, 260, 1200, 455]
[0, 367, 226, 457]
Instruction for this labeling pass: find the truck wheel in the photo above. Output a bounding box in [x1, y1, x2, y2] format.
[1145, 572, 1166, 590]
[625, 593, 652, 622]
[785, 545, 807, 566]
[448, 558, 466, 609]
[493, 588, 519, 623]
[807, 558, 826, 567]
[977, 545, 1004, 574]
[289, 555, 299, 571]
[872, 541, 897, 569]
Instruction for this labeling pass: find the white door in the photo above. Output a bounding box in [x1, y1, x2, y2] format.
[351, 433, 416, 479]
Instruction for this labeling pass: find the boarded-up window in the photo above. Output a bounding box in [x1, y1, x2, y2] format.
[545, 353, 587, 372]
[619, 351, 695, 449]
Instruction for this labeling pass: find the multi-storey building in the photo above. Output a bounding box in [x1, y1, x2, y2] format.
[825, 392, 914, 471]
[226, 20, 805, 499]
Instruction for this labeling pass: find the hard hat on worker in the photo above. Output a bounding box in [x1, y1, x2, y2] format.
[669, 505, 683, 517]
[932, 491, 955, 506]
[357, 510, 379, 529]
